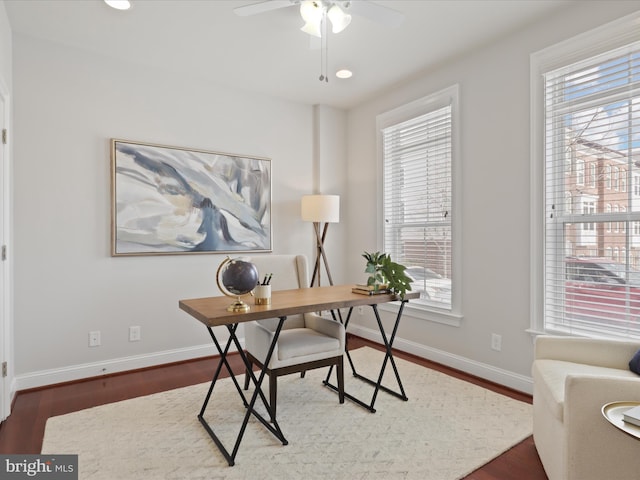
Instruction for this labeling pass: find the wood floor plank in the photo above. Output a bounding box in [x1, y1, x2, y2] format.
[0, 336, 547, 479]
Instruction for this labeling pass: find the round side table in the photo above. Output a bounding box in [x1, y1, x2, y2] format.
[602, 401, 640, 440]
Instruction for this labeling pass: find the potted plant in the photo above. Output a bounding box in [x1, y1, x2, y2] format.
[362, 251, 413, 299]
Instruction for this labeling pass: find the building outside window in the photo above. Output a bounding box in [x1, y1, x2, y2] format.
[531, 12, 640, 339]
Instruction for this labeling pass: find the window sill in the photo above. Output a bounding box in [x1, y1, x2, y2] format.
[528, 326, 640, 342]
[378, 302, 462, 327]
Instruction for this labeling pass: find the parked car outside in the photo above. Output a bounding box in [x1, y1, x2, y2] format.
[564, 256, 640, 327]
[405, 266, 451, 305]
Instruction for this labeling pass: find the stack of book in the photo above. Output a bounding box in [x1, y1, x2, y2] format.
[352, 284, 391, 295]
[623, 405, 640, 427]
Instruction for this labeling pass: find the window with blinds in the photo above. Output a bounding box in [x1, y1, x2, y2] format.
[543, 40, 640, 339]
[381, 100, 453, 310]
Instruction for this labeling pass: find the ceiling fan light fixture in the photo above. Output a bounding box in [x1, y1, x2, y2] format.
[300, 1, 323, 38]
[327, 4, 351, 34]
[300, 21, 322, 38]
[336, 69, 353, 79]
[104, 0, 131, 10]
[299, 1, 322, 22]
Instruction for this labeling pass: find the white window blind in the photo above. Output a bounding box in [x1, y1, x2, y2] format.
[382, 103, 452, 310]
[543, 40, 640, 339]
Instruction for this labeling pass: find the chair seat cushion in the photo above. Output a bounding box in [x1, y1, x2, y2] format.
[277, 328, 340, 361]
[533, 359, 637, 422]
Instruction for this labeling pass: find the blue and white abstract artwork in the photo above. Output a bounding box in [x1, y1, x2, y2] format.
[111, 140, 271, 256]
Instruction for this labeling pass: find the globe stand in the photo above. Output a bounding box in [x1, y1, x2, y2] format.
[227, 295, 251, 313]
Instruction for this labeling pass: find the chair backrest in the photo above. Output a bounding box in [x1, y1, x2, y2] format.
[248, 254, 309, 329]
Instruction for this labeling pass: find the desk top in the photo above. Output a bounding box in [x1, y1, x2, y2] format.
[179, 284, 419, 327]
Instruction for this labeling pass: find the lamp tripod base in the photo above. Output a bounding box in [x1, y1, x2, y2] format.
[310, 222, 334, 287]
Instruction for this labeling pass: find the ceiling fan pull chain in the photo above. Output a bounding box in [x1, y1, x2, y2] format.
[319, 14, 325, 81]
[325, 19, 329, 83]
[319, 32, 324, 81]
[323, 23, 328, 83]
[319, 12, 328, 82]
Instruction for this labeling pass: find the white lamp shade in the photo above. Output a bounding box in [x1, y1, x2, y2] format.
[301, 195, 340, 223]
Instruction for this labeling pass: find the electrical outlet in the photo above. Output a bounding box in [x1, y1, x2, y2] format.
[491, 333, 502, 352]
[129, 326, 141, 342]
[89, 331, 101, 347]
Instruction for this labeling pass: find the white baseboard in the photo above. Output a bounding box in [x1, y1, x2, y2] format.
[14, 343, 235, 391]
[348, 324, 534, 395]
[14, 328, 533, 396]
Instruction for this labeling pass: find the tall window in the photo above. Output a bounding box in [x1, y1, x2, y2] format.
[531, 12, 640, 339]
[377, 85, 460, 322]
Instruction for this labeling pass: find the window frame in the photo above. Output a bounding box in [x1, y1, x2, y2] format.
[376, 85, 463, 326]
[530, 11, 640, 337]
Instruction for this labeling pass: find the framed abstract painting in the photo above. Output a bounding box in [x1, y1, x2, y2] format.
[110, 139, 272, 256]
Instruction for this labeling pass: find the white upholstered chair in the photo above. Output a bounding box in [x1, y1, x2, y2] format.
[243, 254, 345, 418]
[532, 335, 640, 480]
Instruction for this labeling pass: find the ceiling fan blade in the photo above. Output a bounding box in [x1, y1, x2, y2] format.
[233, 0, 296, 17]
[346, 0, 405, 28]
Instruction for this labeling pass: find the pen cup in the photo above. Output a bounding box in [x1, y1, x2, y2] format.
[254, 285, 271, 305]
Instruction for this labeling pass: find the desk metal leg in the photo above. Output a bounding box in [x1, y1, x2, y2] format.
[362, 303, 408, 407]
[327, 307, 357, 375]
[324, 301, 409, 413]
[198, 324, 247, 414]
[197, 317, 288, 466]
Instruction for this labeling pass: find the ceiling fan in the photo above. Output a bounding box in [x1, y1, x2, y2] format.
[233, 1, 405, 35]
[234, 1, 404, 82]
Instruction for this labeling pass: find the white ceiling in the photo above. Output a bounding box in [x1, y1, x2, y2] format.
[4, 0, 572, 109]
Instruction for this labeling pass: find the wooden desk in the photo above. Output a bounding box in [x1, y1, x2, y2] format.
[179, 285, 418, 466]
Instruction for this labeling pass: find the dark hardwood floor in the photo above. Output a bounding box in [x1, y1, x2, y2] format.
[0, 336, 547, 479]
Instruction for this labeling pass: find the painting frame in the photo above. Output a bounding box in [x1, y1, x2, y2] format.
[110, 139, 272, 256]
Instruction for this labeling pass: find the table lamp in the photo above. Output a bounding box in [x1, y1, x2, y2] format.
[301, 194, 340, 287]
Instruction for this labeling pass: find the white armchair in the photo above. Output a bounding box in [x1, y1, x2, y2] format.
[243, 254, 345, 418]
[532, 335, 640, 480]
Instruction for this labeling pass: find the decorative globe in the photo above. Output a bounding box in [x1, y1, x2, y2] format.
[216, 257, 259, 312]
[221, 259, 259, 294]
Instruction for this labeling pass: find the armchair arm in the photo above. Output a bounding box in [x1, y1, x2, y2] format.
[304, 313, 345, 352]
[535, 335, 640, 369]
[563, 375, 640, 480]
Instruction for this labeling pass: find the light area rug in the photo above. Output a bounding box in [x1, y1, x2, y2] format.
[42, 347, 532, 480]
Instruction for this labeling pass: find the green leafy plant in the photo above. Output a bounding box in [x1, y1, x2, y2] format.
[362, 251, 413, 299]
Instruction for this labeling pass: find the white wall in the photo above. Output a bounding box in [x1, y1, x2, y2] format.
[11, 34, 348, 387]
[346, 1, 640, 393]
[312, 105, 348, 285]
